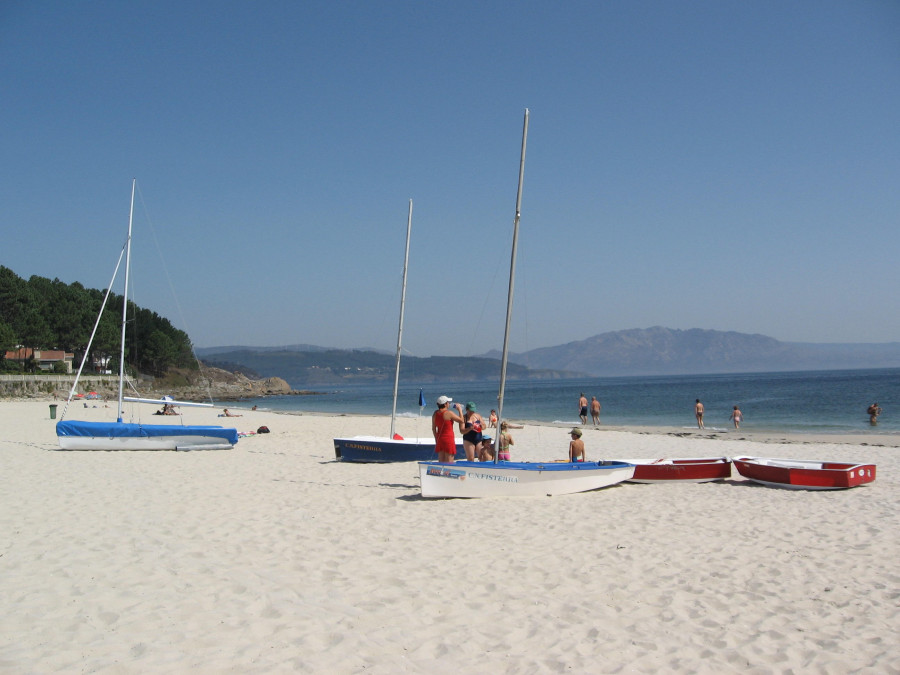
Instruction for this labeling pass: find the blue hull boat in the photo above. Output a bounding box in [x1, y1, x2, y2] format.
[334, 436, 463, 463]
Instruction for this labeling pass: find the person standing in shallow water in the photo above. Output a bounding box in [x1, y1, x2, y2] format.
[730, 405, 743, 429]
[695, 399, 704, 429]
[578, 393, 588, 425]
[867, 403, 882, 425]
[590, 396, 601, 425]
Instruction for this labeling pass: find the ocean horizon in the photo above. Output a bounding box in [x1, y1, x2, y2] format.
[237, 367, 898, 436]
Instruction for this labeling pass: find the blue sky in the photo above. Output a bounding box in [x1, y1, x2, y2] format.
[2, 1, 898, 356]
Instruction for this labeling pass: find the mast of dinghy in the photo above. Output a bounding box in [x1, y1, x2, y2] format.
[116, 179, 135, 422]
[495, 109, 528, 462]
[390, 199, 413, 438]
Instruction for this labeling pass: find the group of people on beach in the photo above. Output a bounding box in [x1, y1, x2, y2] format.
[433, 391, 888, 464]
[433, 394, 593, 464]
[431, 396, 514, 463]
[695, 399, 743, 430]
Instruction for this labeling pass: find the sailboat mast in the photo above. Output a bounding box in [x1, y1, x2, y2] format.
[390, 199, 413, 438]
[116, 179, 136, 423]
[495, 109, 529, 451]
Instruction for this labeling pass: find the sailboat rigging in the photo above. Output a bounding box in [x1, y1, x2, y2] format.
[333, 200, 462, 462]
[418, 110, 634, 497]
[56, 180, 239, 451]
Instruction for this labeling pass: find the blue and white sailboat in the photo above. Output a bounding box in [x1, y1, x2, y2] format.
[333, 201, 462, 462]
[418, 111, 633, 497]
[56, 180, 239, 451]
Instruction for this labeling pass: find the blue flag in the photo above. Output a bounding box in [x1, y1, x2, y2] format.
[418, 389, 426, 407]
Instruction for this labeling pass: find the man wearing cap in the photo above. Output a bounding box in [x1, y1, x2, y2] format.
[432, 395, 465, 462]
[568, 427, 585, 462]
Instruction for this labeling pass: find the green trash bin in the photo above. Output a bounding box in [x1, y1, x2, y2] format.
[49, 404, 58, 420]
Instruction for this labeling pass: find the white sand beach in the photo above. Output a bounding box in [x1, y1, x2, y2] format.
[1, 401, 897, 673]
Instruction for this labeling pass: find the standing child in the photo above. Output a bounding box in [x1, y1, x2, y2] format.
[497, 421, 514, 461]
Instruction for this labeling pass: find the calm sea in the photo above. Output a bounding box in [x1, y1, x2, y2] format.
[239, 368, 899, 435]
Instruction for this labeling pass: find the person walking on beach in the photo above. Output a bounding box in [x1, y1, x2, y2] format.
[867, 403, 882, 425]
[695, 399, 704, 429]
[568, 427, 585, 462]
[462, 401, 486, 462]
[590, 396, 601, 425]
[432, 395, 465, 463]
[730, 405, 743, 430]
[578, 393, 588, 425]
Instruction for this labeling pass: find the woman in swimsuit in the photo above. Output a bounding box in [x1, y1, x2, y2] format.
[432, 395, 465, 463]
[462, 401, 486, 462]
[868, 403, 882, 425]
[730, 405, 743, 429]
[568, 427, 585, 462]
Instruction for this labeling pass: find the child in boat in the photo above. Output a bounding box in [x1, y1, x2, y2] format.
[568, 427, 585, 462]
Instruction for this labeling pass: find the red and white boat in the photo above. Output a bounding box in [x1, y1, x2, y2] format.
[732, 456, 876, 490]
[614, 457, 731, 483]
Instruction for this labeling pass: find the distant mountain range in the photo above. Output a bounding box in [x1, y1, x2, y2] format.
[197, 327, 900, 386]
[483, 327, 900, 376]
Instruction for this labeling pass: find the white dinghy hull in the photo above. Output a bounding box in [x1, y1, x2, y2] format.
[418, 460, 635, 498]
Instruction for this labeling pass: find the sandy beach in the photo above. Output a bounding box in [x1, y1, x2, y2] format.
[1, 401, 897, 674]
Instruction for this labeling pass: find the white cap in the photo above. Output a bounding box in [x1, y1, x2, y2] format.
[436, 395, 452, 405]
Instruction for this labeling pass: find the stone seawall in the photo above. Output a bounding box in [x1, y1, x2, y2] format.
[0, 369, 312, 401]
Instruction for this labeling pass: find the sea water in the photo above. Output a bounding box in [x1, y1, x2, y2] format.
[240, 368, 899, 435]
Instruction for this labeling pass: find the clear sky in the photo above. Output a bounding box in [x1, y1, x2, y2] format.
[2, 1, 898, 357]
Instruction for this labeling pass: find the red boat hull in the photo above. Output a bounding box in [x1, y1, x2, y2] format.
[618, 458, 732, 483]
[732, 457, 876, 490]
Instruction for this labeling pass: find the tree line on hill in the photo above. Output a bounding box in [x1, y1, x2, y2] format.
[0, 266, 196, 376]
[199, 348, 579, 386]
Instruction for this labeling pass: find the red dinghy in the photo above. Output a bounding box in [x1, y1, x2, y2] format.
[732, 456, 876, 490]
[615, 457, 731, 483]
